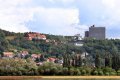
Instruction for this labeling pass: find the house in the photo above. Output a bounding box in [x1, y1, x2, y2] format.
[31, 54, 41, 60]
[19, 50, 29, 58]
[46, 39, 50, 43]
[36, 62, 43, 66]
[74, 34, 83, 41]
[69, 34, 84, 47]
[24, 32, 46, 40]
[3, 52, 14, 58]
[81, 52, 89, 59]
[57, 59, 63, 65]
[47, 58, 56, 63]
[74, 41, 84, 46]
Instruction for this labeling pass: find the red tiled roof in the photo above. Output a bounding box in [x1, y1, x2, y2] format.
[24, 32, 46, 40]
[47, 58, 56, 62]
[3, 52, 14, 57]
[31, 54, 41, 58]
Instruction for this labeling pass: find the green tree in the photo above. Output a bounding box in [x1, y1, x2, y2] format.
[105, 53, 112, 67]
[95, 53, 101, 68]
[112, 53, 120, 70]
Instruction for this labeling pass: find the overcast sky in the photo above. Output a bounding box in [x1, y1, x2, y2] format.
[0, 0, 120, 38]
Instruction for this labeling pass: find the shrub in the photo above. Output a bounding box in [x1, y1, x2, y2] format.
[74, 69, 81, 75]
[93, 70, 98, 75]
[117, 70, 120, 76]
[69, 68, 74, 75]
[110, 72, 116, 76]
[38, 62, 62, 75]
[98, 71, 104, 76]
[50, 67, 58, 75]
[62, 67, 68, 75]
[81, 70, 86, 76]
[104, 72, 109, 76]
[44, 69, 50, 75]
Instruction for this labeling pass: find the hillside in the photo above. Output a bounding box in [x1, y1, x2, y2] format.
[0, 29, 77, 57]
[0, 29, 120, 58]
[0, 29, 120, 71]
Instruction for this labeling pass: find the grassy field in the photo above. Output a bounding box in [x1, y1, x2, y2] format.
[0, 76, 120, 80]
[5, 36, 16, 40]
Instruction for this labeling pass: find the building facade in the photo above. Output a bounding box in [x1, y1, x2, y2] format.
[85, 25, 106, 40]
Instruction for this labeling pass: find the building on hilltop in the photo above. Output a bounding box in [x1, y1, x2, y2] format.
[74, 34, 83, 41]
[69, 34, 84, 47]
[85, 25, 106, 40]
[24, 32, 46, 40]
[85, 31, 89, 37]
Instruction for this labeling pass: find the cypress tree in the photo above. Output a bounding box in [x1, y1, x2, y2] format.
[95, 54, 101, 68]
[112, 53, 120, 70]
[105, 54, 112, 67]
[78, 55, 82, 67]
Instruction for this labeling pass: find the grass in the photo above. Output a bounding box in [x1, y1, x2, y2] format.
[5, 36, 16, 40]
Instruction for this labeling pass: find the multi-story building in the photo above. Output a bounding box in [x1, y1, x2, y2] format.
[85, 31, 89, 37]
[85, 25, 106, 40]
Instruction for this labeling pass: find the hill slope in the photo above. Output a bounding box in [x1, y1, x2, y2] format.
[0, 28, 120, 59]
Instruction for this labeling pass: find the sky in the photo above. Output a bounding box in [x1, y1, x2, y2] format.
[0, 0, 120, 38]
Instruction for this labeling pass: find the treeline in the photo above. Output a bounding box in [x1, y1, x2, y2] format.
[0, 58, 120, 76]
[83, 39, 120, 56]
[62, 52, 120, 70]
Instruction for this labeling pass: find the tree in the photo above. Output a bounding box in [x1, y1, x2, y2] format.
[112, 53, 120, 70]
[105, 53, 112, 67]
[40, 54, 45, 62]
[38, 62, 62, 75]
[74, 54, 82, 67]
[95, 53, 101, 68]
[63, 53, 70, 67]
[0, 58, 38, 76]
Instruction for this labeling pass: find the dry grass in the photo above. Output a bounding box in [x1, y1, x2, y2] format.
[5, 36, 16, 40]
[0, 76, 120, 80]
[0, 76, 41, 80]
[42, 76, 120, 79]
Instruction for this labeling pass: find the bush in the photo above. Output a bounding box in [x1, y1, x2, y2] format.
[98, 71, 104, 76]
[38, 62, 62, 75]
[69, 68, 74, 75]
[50, 67, 58, 75]
[44, 69, 50, 75]
[117, 70, 120, 76]
[39, 70, 44, 75]
[85, 68, 92, 75]
[74, 69, 81, 75]
[110, 72, 116, 76]
[0, 58, 38, 76]
[81, 70, 86, 76]
[104, 72, 109, 76]
[62, 67, 68, 75]
[93, 70, 98, 75]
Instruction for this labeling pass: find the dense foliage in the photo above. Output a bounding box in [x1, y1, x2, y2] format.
[0, 58, 120, 76]
[0, 58, 38, 76]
